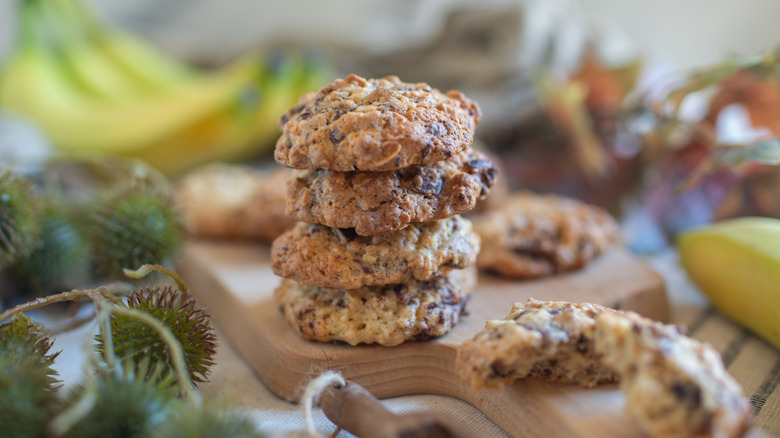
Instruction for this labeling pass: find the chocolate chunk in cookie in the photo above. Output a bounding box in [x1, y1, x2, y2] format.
[275, 74, 482, 171]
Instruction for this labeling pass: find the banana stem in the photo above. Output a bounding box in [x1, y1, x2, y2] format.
[124, 264, 189, 295]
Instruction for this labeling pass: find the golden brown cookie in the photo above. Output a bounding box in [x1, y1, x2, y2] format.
[286, 149, 497, 236]
[274, 266, 476, 346]
[275, 74, 482, 172]
[176, 164, 294, 241]
[595, 311, 752, 438]
[467, 147, 509, 215]
[474, 191, 621, 278]
[455, 299, 619, 390]
[271, 216, 479, 289]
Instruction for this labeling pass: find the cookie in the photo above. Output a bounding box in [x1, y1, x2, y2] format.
[176, 164, 294, 241]
[474, 191, 621, 278]
[286, 149, 497, 236]
[455, 299, 619, 390]
[275, 74, 482, 172]
[467, 147, 509, 215]
[274, 266, 476, 346]
[271, 216, 479, 289]
[595, 311, 752, 438]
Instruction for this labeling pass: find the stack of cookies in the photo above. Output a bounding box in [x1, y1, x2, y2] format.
[270, 74, 497, 346]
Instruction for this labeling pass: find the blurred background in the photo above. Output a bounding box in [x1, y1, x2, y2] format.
[2, 0, 780, 253]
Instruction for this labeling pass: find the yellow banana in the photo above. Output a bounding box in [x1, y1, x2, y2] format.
[134, 52, 334, 175]
[55, 0, 198, 93]
[678, 217, 780, 350]
[0, 6, 262, 157]
[0, 0, 334, 177]
[34, 0, 146, 102]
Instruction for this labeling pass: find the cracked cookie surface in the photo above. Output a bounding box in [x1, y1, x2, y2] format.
[274, 266, 476, 346]
[275, 74, 482, 171]
[473, 191, 621, 278]
[286, 149, 497, 236]
[271, 216, 479, 289]
[595, 311, 752, 438]
[456, 299, 619, 390]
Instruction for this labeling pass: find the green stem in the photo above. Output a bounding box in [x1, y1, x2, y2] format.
[124, 264, 189, 295]
[93, 293, 116, 370]
[0, 283, 131, 324]
[49, 308, 103, 437]
[0, 289, 91, 323]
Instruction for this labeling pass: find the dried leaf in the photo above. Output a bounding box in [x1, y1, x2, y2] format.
[536, 74, 611, 181]
[573, 49, 642, 113]
[665, 54, 769, 116]
[678, 139, 780, 192]
[706, 70, 780, 135]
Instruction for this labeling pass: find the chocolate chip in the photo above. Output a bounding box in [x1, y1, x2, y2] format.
[329, 128, 344, 145]
[336, 299, 346, 308]
[547, 308, 561, 315]
[414, 329, 434, 341]
[481, 167, 498, 188]
[420, 144, 431, 158]
[513, 309, 530, 320]
[490, 362, 510, 378]
[672, 382, 702, 408]
[427, 123, 445, 136]
[332, 227, 357, 242]
[576, 334, 589, 354]
[280, 102, 307, 128]
[465, 158, 492, 171]
[403, 167, 443, 195]
[416, 176, 443, 195]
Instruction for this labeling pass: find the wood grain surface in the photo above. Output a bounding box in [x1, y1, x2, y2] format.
[178, 240, 669, 437]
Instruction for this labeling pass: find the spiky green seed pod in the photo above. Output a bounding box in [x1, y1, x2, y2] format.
[97, 286, 217, 389]
[62, 361, 177, 438]
[150, 402, 262, 438]
[0, 314, 61, 438]
[88, 182, 185, 279]
[10, 205, 90, 296]
[0, 169, 41, 268]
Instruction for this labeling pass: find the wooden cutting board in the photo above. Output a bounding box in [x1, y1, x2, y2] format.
[178, 240, 669, 437]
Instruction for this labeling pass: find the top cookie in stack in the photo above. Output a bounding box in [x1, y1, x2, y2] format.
[270, 74, 497, 346]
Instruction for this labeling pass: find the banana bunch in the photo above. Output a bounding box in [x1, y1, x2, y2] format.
[0, 0, 332, 176]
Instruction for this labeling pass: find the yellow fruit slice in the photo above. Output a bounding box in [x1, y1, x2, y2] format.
[678, 217, 780, 350]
